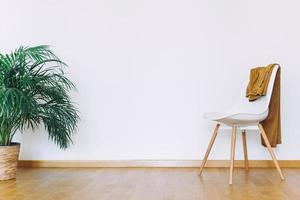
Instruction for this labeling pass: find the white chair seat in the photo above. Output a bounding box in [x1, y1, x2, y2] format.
[203, 110, 268, 126]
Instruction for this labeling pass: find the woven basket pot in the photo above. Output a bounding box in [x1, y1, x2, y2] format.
[0, 143, 20, 181]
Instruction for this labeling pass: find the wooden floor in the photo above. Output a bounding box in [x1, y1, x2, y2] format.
[0, 168, 300, 200]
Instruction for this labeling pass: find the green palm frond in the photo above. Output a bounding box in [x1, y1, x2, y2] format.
[0, 45, 79, 148]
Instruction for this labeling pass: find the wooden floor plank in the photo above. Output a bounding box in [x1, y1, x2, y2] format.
[0, 168, 299, 200]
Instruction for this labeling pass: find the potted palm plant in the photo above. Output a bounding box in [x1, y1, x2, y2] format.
[0, 45, 79, 180]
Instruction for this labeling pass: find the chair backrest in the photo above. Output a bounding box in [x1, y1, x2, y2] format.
[228, 64, 279, 115]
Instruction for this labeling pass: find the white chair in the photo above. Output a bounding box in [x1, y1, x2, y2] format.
[199, 64, 284, 184]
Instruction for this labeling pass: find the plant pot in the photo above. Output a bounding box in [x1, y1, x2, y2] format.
[0, 143, 20, 180]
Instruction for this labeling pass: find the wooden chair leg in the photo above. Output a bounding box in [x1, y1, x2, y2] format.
[258, 124, 284, 180]
[229, 126, 237, 185]
[242, 130, 249, 171]
[199, 124, 220, 175]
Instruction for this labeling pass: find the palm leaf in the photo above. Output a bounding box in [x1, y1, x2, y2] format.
[0, 45, 79, 148]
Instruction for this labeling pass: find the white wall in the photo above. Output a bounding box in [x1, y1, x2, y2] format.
[1, 0, 300, 160]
